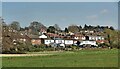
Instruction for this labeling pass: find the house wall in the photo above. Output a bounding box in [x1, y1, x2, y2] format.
[80, 40, 97, 46]
[89, 36, 104, 40]
[82, 37, 86, 40]
[44, 39, 74, 45]
[55, 40, 64, 44]
[31, 39, 41, 45]
[65, 40, 73, 45]
[20, 38, 26, 42]
[39, 34, 47, 38]
[74, 37, 79, 39]
[44, 40, 54, 44]
[74, 41, 77, 44]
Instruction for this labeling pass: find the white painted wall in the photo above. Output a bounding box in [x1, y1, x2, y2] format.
[89, 36, 104, 40]
[55, 40, 64, 44]
[74, 37, 79, 39]
[65, 40, 73, 45]
[44, 40, 54, 44]
[80, 40, 97, 46]
[39, 34, 47, 38]
[82, 37, 85, 40]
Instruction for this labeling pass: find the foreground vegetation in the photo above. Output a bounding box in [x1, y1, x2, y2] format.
[2, 49, 118, 67]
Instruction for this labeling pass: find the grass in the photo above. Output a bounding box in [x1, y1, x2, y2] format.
[2, 49, 118, 67]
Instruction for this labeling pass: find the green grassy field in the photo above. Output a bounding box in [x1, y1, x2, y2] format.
[2, 49, 118, 67]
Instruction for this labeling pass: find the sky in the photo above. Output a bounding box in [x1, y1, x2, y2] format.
[2, 0, 120, 2]
[2, 2, 118, 30]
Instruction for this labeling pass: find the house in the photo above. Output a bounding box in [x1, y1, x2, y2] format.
[55, 38, 64, 44]
[89, 36, 104, 41]
[3, 26, 17, 33]
[81, 36, 86, 40]
[39, 34, 47, 38]
[96, 40, 104, 44]
[79, 35, 105, 46]
[96, 40, 109, 44]
[44, 39, 54, 45]
[19, 35, 31, 43]
[27, 34, 42, 45]
[74, 34, 85, 40]
[31, 38, 42, 45]
[73, 33, 81, 40]
[47, 33, 59, 38]
[80, 30, 94, 33]
[20, 30, 29, 35]
[40, 28, 47, 34]
[44, 38, 64, 45]
[80, 40, 98, 46]
[64, 40, 74, 45]
[69, 32, 74, 35]
[69, 32, 87, 41]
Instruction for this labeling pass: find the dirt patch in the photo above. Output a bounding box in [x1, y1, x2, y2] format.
[0, 54, 53, 57]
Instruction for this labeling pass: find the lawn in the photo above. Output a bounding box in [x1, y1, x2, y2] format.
[2, 49, 118, 67]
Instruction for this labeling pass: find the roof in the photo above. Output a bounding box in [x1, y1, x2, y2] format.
[39, 34, 47, 38]
[27, 34, 39, 39]
[54, 38, 63, 40]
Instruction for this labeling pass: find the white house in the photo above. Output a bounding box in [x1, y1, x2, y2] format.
[89, 36, 104, 41]
[74, 37, 79, 40]
[80, 40, 98, 46]
[39, 34, 47, 38]
[20, 38, 26, 42]
[82, 36, 86, 40]
[55, 40, 64, 44]
[69, 32, 74, 35]
[44, 40, 54, 45]
[89, 31, 94, 33]
[65, 40, 73, 45]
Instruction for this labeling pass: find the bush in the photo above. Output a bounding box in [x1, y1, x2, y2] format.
[71, 46, 77, 50]
[33, 48, 44, 52]
[2, 50, 26, 54]
[45, 48, 55, 51]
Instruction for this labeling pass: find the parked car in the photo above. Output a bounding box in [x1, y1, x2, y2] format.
[59, 43, 65, 48]
[49, 43, 58, 48]
[49, 43, 65, 48]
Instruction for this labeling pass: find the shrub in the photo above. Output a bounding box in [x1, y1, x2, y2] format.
[2, 49, 26, 54]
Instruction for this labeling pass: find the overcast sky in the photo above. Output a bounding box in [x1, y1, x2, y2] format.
[2, 2, 118, 29]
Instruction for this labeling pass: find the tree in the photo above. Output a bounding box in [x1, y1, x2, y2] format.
[68, 25, 79, 33]
[104, 28, 118, 48]
[20, 27, 25, 31]
[109, 26, 114, 30]
[10, 21, 20, 31]
[88, 25, 94, 30]
[79, 25, 82, 31]
[64, 28, 68, 33]
[29, 21, 47, 35]
[47, 28, 50, 33]
[84, 24, 88, 30]
[29, 21, 41, 31]
[79, 25, 82, 29]
[47, 26, 56, 33]
[54, 24, 61, 31]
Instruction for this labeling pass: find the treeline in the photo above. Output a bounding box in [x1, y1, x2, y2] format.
[2, 20, 115, 34]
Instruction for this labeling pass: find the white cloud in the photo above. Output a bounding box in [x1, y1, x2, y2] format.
[100, 9, 108, 14]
